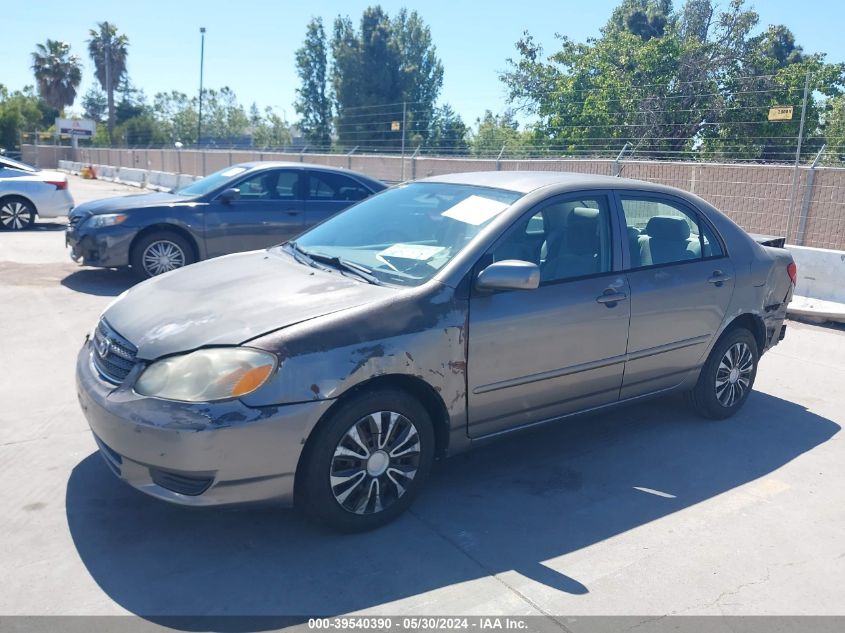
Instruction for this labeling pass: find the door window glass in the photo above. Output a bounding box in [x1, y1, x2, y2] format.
[308, 172, 371, 201]
[234, 170, 302, 201]
[490, 196, 613, 283]
[620, 197, 716, 267]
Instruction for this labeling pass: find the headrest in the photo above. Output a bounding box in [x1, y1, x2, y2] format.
[570, 207, 600, 221]
[645, 215, 690, 240]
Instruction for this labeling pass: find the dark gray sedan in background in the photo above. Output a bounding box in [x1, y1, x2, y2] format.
[76, 171, 796, 531]
[66, 161, 385, 278]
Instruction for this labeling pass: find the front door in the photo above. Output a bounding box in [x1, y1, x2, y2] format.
[616, 193, 736, 399]
[204, 169, 306, 258]
[467, 193, 631, 438]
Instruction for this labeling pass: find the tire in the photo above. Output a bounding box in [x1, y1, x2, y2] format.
[299, 388, 435, 532]
[130, 231, 195, 279]
[687, 327, 759, 420]
[0, 197, 36, 231]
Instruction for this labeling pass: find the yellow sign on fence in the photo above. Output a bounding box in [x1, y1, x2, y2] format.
[768, 106, 794, 121]
[391, 121, 401, 131]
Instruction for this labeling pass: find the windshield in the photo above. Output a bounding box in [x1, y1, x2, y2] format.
[0, 157, 38, 173]
[290, 182, 523, 287]
[173, 165, 248, 196]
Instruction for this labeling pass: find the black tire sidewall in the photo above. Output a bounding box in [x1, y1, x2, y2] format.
[0, 197, 35, 231]
[693, 328, 759, 419]
[300, 389, 435, 532]
[130, 232, 195, 279]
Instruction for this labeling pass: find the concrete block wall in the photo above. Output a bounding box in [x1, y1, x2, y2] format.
[31, 145, 845, 251]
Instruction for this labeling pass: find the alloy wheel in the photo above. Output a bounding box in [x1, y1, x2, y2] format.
[715, 342, 754, 407]
[0, 201, 33, 230]
[330, 411, 421, 515]
[142, 240, 186, 276]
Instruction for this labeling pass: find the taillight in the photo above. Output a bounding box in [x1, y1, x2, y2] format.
[787, 262, 797, 285]
[46, 180, 67, 190]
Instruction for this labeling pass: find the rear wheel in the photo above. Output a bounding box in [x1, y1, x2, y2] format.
[130, 231, 195, 279]
[299, 389, 435, 532]
[0, 197, 35, 231]
[687, 327, 758, 419]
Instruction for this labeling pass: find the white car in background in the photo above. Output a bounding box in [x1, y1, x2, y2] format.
[0, 156, 74, 230]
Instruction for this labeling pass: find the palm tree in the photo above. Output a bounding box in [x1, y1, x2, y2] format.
[87, 22, 129, 143]
[31, 40, 82, 113]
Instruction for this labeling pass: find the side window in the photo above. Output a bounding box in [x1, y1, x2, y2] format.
[234, 170, 302, 201]
[621, 197, 715, 267]
[490, 195, 613, 284]
[308, 172, 371, 202]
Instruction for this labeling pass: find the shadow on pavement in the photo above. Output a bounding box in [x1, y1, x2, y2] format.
[30, 221, 67, 232]
[61, 268, 136, 296]
[65, 392, 838, 630]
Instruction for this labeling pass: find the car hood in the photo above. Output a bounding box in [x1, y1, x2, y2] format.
[103, 250, 396, 360]
[72, 191, 193, 216]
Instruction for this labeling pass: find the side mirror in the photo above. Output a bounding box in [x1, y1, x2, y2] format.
[220, 188, 240, 204]
[476, 260, 540, 291]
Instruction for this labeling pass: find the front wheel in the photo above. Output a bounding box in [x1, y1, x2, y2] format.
[687, 327, 759, 419]
[0, 197, 35, 231]
[130, 231, 195, 279]
[299, 389, 435, 532]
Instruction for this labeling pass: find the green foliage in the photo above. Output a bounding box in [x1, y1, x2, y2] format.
[824, 96, 845, 163]
[0, 85, 55, 150]
[428, 104, 468, 154]
[501, 0, 845, 162]
[469, 110, 533, 158]
[87, 21, 130, 142]
[328, 5, 443, 150]
[294, 17, 332, 147]
[82, 86, 107, 122]
[30, 40, 82, 113]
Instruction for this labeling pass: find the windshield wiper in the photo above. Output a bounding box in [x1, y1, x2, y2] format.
[286, 243, 383, 285]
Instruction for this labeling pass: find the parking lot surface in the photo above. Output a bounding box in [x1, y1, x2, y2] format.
[1, 176, 844, 620]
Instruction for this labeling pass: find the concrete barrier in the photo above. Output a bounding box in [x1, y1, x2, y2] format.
[787, 246, 845, 303]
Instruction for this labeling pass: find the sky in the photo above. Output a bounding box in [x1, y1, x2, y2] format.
[3, 0, 845, 125]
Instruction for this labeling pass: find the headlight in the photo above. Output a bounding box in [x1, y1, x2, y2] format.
[135, 348, 277, 402]
[84, 213, 127, 229]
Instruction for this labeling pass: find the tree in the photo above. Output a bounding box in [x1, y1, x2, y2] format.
[0, 85, 51, 150]
[87, 22, 129, 144]
[294, 17, 332, 147]
[330, 6, 443, 150]
[251, 106, 292, 148]
[825, 95, 845, 163]
[152, 91, 197, 144]
[470, 110, 532, 157]
[500, 0, 845, 162]
[81, 86, 107, 122]
[30, 40, 82, 113]
[428, 104, 468, 154]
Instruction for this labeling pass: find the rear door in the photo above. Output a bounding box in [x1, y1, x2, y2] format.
[203, 169, 306, 257]
[304, 171, 374, 228]
[616, 192, 735, 399]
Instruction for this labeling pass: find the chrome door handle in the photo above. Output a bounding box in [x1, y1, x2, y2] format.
[596, 291, 628, 305]
[707, 271, 732, 285]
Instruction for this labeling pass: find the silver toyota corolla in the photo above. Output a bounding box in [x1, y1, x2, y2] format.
[76, 172, 796, 531]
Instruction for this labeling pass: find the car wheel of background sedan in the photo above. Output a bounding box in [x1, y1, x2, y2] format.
[687, 327, 759, 420]
[299, 388, 435, 532]
[131, 231, 195, 279]
[0, 197, 35, 231]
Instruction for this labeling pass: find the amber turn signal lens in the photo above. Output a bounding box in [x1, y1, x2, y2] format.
[232, 364, 274, 397]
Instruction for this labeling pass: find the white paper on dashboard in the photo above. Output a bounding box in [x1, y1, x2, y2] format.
[377, 243, 446, 261]
[441, 195, 509, 225]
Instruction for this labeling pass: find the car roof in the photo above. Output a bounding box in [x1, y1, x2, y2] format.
[237, 161, 383, 183]
[417, 170, 678, 196]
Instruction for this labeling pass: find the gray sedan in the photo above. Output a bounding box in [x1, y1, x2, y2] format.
[66, 161, 385, 278]
[75, 171, 795, 531]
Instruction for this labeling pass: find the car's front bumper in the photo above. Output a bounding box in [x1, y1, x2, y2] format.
[75, 340, 333, 507]
[66, 222, 137, 268]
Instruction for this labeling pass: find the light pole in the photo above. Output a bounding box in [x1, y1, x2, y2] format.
[197, 27, 206, 149]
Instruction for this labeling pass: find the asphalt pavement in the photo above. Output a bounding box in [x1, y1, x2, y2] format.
[0, 175, 843, 623]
